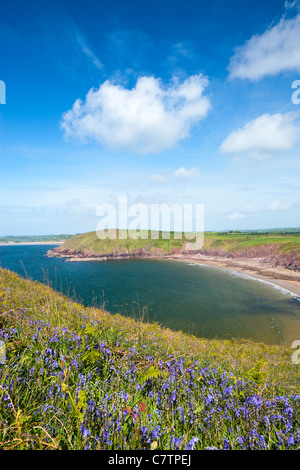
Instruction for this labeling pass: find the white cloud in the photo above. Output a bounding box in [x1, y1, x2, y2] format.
[228, 11, 300, 80]
[41, 9, 103, 75]
[172, 41, 194, 59]
[75, 33, 103, 70]
[61, 74, 211, 154]
[151, 173, 166, 183]
[227, 212, 246, 220]
[285, 1, 299, 9]
[150, 167, 200, 183]
[220, 113, 300, 160]
[173, 167, 200, 179]
[227, 200, 291, 221]
[268, 201, 291, 211]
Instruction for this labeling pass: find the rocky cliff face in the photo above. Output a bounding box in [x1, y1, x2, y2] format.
[46, 244, 183, 260]
[199, 244, 300, 271]
[47, 242, 300, 271]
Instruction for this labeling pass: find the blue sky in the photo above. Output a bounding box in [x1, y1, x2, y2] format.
[0, 0, 299, 235]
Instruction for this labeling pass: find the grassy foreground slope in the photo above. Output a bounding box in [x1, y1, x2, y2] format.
[0, 267, 300, 450]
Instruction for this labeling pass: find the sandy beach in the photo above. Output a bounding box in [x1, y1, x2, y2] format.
[173, 254, 300, 298]
[47, 244, 300, 298]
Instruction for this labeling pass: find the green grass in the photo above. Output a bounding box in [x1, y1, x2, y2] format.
[0, 267, 300, 450]
[54, 230, 189, 256]
[202, 232, 300, 257]
[52, 230, 300, 261]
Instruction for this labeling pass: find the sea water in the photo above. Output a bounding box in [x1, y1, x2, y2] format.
[0, 244, 299, 346]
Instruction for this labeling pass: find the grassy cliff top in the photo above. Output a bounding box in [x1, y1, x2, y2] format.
[52, 229, 300, 257]
[203, 231, 300, 254]
[52, 229, 190, 256]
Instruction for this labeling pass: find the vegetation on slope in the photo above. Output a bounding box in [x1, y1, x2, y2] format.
[50, 230, 300, 255]
[0, 267, 299, 450]
[48, 230, 189, 258]
[203, 232, 300, 255]
[48, 230, 300, 270]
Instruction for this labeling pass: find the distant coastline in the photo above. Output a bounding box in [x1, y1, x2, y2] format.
[45, 229, 300, 297]
[0, 241, 64, 246]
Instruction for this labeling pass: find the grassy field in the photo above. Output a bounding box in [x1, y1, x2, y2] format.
[0, 267, 300, 450]
[51, 229, 300, 258]
[53, 230, 188, 255]
[203, 232, 300, 255]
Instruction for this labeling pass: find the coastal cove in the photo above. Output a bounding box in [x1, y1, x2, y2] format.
[0, 244, 299, 347]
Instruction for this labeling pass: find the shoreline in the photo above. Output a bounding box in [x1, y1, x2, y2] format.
[171, 254, 300, 298]
[47, 248, 300, 297]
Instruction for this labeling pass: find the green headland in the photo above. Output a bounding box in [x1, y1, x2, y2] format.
[47, 229, 300, 271]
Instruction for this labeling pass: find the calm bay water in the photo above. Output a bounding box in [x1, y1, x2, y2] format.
[0, 244, 299, 346]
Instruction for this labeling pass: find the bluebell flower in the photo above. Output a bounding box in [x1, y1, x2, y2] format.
[222, 386, 233, 397]
[177, 406, 185, 422]
[80, 424, 90, 438]
[205, 393, 214, 405]
[170, 390, 176, 404]
[121, 391, 130, 402]
[186, 436, 199, 450]
[151, 425, 160, 440]
[171, 435, 184, 450]
[246, 395, 263, 408]
[223, 439, 230, 450]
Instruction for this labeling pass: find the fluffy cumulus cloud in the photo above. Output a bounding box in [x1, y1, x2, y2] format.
[220, 112, 300, 160]
[228, 11, 300, 80]
[61, 75, 211, 154]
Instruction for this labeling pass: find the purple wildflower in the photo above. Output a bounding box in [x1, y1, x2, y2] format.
[186, 436, 199, 450]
